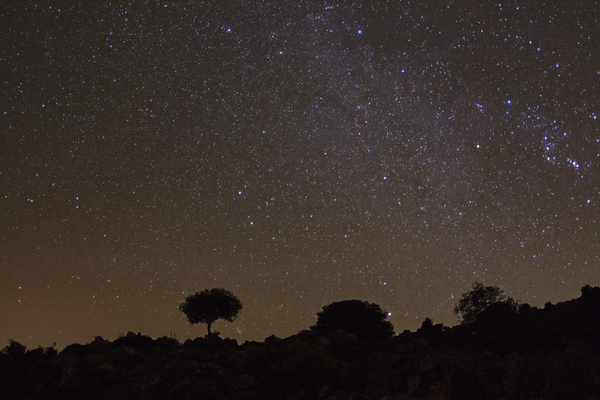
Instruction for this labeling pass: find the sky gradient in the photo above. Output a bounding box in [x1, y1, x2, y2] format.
[2, 1, 599, 349]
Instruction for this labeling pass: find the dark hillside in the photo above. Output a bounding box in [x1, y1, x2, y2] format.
[3, 288, 600, 399]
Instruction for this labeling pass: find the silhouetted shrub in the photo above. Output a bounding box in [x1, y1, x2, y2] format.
[2, 339, 26, 359]
[581, 284, 597, 297]
[518, 302, 533, 315]
[311, 299, 394, 341]
[155, 336, 181, 352]
[44, 345, 59, 357]
[454, 282, 517, 325]
[61, 343, 90, 358]
[114, 331, 155, 353]
[419, 317, 434, 331]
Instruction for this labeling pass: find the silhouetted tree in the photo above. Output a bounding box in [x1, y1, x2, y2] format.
[454, 282, 516, 325]
[581, 284, 593, 297]
[420, 317, 434, 331]
[2, 339, 26, 359]
[179, 288, 242, 337]
[518, 302, 534, 315]
[478, 301, 518, 318]
[311, 299, 394, 341]
[581, 284, 600, 298]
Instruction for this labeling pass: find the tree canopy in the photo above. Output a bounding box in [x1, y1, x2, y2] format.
[179, 288, 243, 337]
[311, 299, 394, 341]
[453, 282, 517, 325]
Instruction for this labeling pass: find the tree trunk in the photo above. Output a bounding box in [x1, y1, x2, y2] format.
[207, 321, 212, 337]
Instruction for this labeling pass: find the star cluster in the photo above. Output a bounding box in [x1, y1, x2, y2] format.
[1, 1, 599, 348]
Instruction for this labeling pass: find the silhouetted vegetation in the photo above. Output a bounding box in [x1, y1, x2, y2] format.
[311, 299, 395, 341]
[453, 281, 518, 324]
[3, 285, 600, 399]
[178, 288, 243, 337]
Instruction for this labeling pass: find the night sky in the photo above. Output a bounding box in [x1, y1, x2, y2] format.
[2, 1, 599, 349]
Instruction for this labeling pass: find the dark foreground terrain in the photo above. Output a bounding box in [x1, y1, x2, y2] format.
[3, 289, 600, 400]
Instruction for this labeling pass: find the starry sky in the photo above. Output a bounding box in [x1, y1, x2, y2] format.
[2, 1, 599, 349]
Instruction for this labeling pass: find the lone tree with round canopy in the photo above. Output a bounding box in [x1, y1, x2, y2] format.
[179, 288, 243, 337]
[311, 299, 395, 341]
[454, 282, 517, 325]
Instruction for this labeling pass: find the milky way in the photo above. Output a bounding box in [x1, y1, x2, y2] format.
[2, 1, 599, 348]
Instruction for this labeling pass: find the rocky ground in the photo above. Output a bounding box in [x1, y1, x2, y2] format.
[2, 328, 600, 400]
[3, 288, 600, 399]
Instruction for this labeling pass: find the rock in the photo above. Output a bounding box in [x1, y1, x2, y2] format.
[60, 366, 79, 388]
[84, 354, 105, 368]
[232, 373, 258, 390]
[94, 362, 117, 376]
[407, 373, 422, 394]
